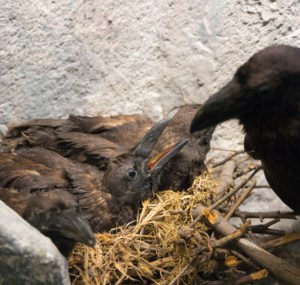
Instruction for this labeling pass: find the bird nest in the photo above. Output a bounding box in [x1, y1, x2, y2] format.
[68, 153, 300, 285]
[69, 173, 217, 285]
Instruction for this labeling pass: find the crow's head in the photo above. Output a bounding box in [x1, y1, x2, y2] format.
[190, 45, 300, 133]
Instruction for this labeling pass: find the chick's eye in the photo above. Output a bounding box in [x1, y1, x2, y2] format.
[127, 168, 137, 180]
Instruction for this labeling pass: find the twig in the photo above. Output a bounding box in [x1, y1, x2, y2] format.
[212, 150, 245, 168]
[264, 219, 281, 228]
[224, 178, 256, 220]
[192, 205, 300, 285]
[260, 233, 300, 250]
[211, 167, 261, 210]
[251, 228, 285, 236]
[233, 211, 297, 222]
[205, 269, 268, 285]
[211, 220, 250, 248]
[210, 147, 244, 153]
[250, 218, 282, 235]
[190, 167, 262, 227]
[169, 222, 250, 285]
[254, 185, 271, 189]
[233, 269, 268, 285]
[231, 249, 260, 270]
[233, 163, 261, 178]
[215, 160, 236, 199]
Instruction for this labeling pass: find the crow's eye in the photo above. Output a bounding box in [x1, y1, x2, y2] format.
[127, 168, 137, 180]
[258, 84, 273, 96]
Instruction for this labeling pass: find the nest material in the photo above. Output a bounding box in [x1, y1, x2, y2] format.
[69, 173, 219, 285]
[1, 114, 299, 283]
[68, 155, 300, 285]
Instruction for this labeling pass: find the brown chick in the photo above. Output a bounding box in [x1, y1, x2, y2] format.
[4, 107, 213, 192]
[1, 188, 95, 257]
[0, 119, 187, 250]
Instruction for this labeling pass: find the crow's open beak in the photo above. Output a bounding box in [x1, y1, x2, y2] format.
[190, 79, 245, 133]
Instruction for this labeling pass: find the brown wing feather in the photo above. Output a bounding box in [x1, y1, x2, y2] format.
[3, 114, 153, 163]
[0, 187, 29, 215]
[6, 118, 66, 136]
[0, 152, 67, 191]
[56, 131, 128, 163]
[67, 114, 154, 148]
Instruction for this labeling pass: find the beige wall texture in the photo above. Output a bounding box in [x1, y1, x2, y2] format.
[1, 0, 300, 125]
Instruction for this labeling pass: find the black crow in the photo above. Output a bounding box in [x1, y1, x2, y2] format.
[191, 45, 300, 212]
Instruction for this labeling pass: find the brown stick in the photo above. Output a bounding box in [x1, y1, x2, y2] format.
[254, 185, 271, 189]
[233, 211, 297, 222]
[212, 167, 261, 210]
[189, 167, 261, 227]
[224, 178, 256, 220]
[210, 147, 245, 152]
[212, 150, 245, 168]
[211, 220, 251, 248]
[250, 219, 286, 236]
[260, 233, 300, 250]
[192, 205, 300, 285]
[215, 160, 236, 199]
[205, 269, 268, 285]
[234, 270, 269, 285]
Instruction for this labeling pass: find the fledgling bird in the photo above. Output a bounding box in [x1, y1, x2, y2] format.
[4, 106, 214, 192]
[150, 105, 214, 190]
[190, 45, 300, 212]
[4, 114, 154, 169]
[64, 114, 154, 149]
[1, 188, 95, 257]
[0, 119, 187, 255]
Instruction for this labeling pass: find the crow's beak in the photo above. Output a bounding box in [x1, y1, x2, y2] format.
[190, 78, 245, 133]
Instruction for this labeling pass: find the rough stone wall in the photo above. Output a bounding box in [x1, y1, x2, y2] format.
[0, 201, 70, 285]
[1, 0, 300, 124]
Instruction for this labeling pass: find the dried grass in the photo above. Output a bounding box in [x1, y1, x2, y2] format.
[69, 173, 219, 285]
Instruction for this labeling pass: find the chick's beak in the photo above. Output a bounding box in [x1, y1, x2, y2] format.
[54, 211, 96, 247]
[147, 139, 188, 177]
[134, 118, 171, 159]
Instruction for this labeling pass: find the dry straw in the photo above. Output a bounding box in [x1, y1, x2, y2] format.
[69, 173, 218, 285]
